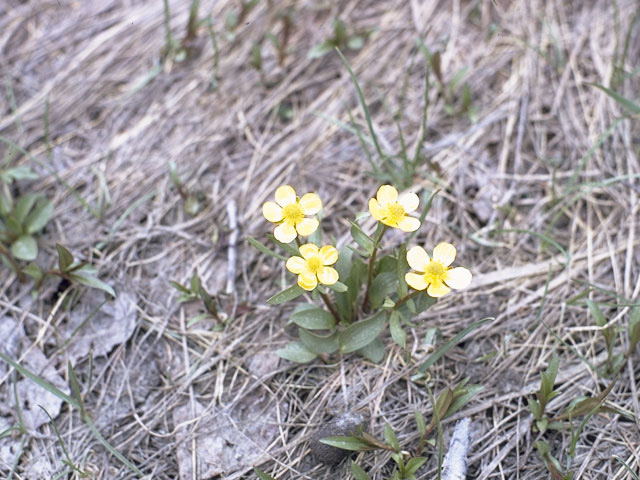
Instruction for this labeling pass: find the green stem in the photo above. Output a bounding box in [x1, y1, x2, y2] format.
[320, 290, 340, 322]
[0, 243, 25, 282]
[392, 289, 423, 311]
[362, 225, 386, 312]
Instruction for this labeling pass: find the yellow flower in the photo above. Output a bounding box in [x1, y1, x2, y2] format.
[405, 242, 472, 298]
[368, 185, 420, 232]
[285, 243, 339, 291]
[262, 185, 322, 243]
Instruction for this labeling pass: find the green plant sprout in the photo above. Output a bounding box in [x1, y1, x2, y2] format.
[168, 161, 206, 216]
[316, 378, 480, 479]
[308, 19, 368, 59]
[170, 271, 226, 328]
[251, 184, 474, 364]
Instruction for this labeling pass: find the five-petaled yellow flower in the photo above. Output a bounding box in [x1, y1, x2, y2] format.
[286, 243, 339, 291]
[405, 242, 472, 298]
[369, 185, 420, 232]
[263, 185, 322, 243]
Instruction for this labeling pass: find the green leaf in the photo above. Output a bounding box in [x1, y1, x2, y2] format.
[319, 435, 373, 451]
[25, 198, 54, 234]
[290, 304, 335, 330]
[405, 457, 427, 475]
[397, 244, 408, 297]
[540, 355, 559, 400]
[67, 361, 86, 416]
[0, 191, 12, 216]
[327, 281, 348, 293]
[629, 305, 640, 350]
[253, 468, 277, 480]
[350, 222, 375, 255]
[587, 82, 640, 115]
[247, 236, 287, 261]
[445, 384, 483, 418]
[339, 311, 386, 353]
[417, 317, 493, 373]
[389, 311, 406, 348]
[14, 194, 38, 224]
[3, 165, 38, 181]
[56, 244, 74, 272]
[266, 284, 305, 305]
[69, 272, 116, 297]
[308, 41, 334, 59]
[266, 234, 299, 256]
[350, 462, 371, 480]
[169, 280, 192, 294]
[275, 341, 317, 363]
[357, 337, 385, 363]
[11, 234, 37, 260]
[383, 423, 400, 451]
[586, 299, 606, 326]
[368, 272, 398, 309]
[299, 328, 339, 354]
[347, 35, 364, 50]
[414, 410, 426, 436]
[22, 262, 42, 282]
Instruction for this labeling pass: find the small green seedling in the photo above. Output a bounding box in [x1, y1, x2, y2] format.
[528, 355, 561, 433]
[168, 161, 205, 216]
[308, 19, 368, 59]
[170, 272, 225, 328]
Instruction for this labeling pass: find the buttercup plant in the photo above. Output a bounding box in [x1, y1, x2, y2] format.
[250, 183, 473, 363]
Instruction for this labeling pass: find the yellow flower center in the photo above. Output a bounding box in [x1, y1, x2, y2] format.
[282, 203, 304, 225]
[383, 203, 405, 226]
[424, 261, 447, 285]
[306, 256, 322, 273]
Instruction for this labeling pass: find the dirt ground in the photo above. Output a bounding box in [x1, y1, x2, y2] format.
[1, 0, 639, 479]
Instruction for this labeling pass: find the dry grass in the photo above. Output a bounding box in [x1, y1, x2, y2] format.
[0, 0, 639, 478]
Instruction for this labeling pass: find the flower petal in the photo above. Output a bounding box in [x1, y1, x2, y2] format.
[298, 243, 319, 259]
[319, 245, 338, 265]
[397, 216, 421, 232]
[274, 223, 297, 243]
[300, 193, 322, 215]
[445, 267, 472, 289]
[405, 272, 428, 291]
[398, 192, 419, 213]
[432, 242, 456, 266]
[295, 218, 319, 237]
[317, 266, 339, 285]
[406, 246, 430, 272]
[427, 281, 450, 297]
[285, 256, 307, 274]
[298, 272, 318, 291]
[376, 184, 398, 206]
[275, 185, 296, 206]
[368, 198, 384, 221]
[262, 201, 283, 223]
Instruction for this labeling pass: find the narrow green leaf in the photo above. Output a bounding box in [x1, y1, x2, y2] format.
[299, 328, 339, 354]
[11, 235, 37, 260]
[67, 362, 86, 416]
[383, 423, 400, 451]
[629, 305, 640, 349]
[350, 222, 374, 255]
[350, 462, 372, 480]
[169, 280, 192, 294]
[327, 281, 348, 293]
[357, 337, 385, 363]
[22, 262, 42, 282]
[397, 244, 408, 297]
[25, 198, 54, 234]
[369, 272, 398, 309]
[56, 244, 74, 272]
[414, 410, 426, 436]
[405, 457, 427, 475]
[69, 272, 116, 297]
[253, 467, 277, 480]
[290, 304, 335, 330]
[266, 234, 299, 256]
[13, 194, 38, 224]
[4, 165, 38, 181]
[339, 311, 386, 353]
[389, 311, 406, 348]
[275, 341, 316, 363]
[586, 299, 606, 326]
[418, 317, 493, 373]
[319, 436, 373, 451]
[267, 284, 305, 305]
[247, 236, 287, 261]
[587, 82, 640, 115]
[445, 385, 483, 418]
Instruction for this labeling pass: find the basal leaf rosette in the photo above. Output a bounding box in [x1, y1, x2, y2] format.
[262, 185, 322, 243]
[405, 242, 472, 297]
[286, 243, 339, 291]
[368, 185, 420, 232]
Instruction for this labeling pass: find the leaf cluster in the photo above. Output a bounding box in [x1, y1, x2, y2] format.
[170, 272, 225, 328]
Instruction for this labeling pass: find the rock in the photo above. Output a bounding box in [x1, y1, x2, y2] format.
[310, 412, 366, 465]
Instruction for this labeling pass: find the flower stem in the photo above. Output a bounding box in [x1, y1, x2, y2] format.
[393, 289, 423, 311]
[320, 290, 340, 322]
[362, 224, 386, 312]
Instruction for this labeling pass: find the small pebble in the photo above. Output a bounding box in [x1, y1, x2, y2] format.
[310, 412, 366, 465]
